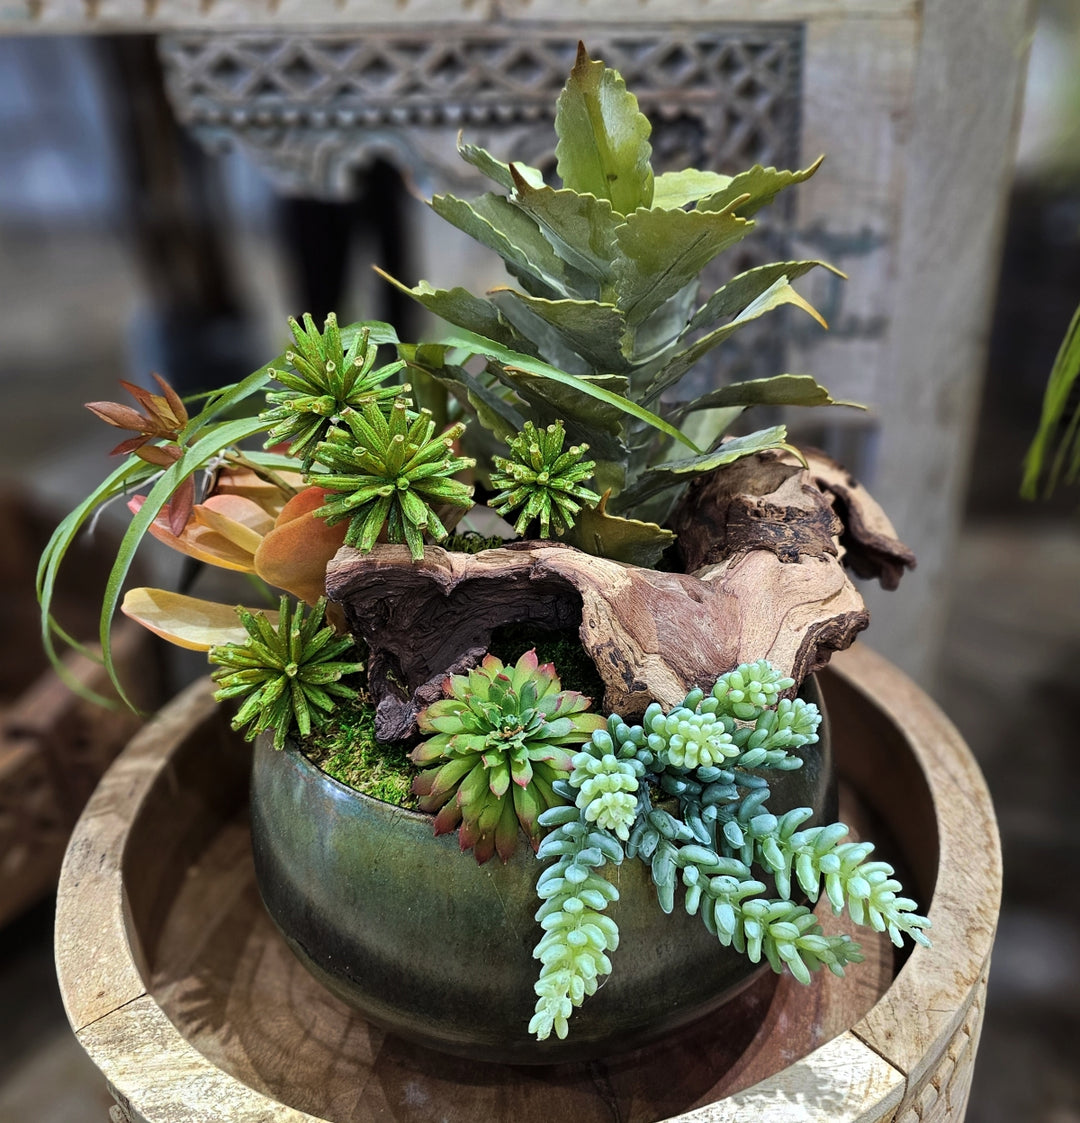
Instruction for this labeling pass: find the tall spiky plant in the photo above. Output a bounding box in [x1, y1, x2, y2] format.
[385, 44, 854, 563]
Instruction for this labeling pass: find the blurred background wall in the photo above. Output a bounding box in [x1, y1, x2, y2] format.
[1, 5, 1079, 1119]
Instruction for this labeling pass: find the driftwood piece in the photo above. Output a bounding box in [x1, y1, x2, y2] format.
[802, 447, 918, 590]
[326, 449, 900, 739]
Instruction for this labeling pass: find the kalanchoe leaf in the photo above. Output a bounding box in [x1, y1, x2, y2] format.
[311, 397, 475, 560]
[410, 650, 604, 863]
[208, 596, 363, 751]
[489, 420, 601, 539]
[260, 313, 407, 467]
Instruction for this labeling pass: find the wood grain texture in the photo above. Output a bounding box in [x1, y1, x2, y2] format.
[0, 623, 157, 927]
[861, 0, 1035, 684]
[55, 647, 999, 1122]
[833, 645, 1001, 1096]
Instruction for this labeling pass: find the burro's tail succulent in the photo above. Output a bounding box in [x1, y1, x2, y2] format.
[410, 650, 606, 863]
[385, 42, 854, 562]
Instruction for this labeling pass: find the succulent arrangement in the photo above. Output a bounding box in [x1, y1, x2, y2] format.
[39, 46, 927, 1053]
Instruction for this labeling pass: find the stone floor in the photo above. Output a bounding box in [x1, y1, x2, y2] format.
[1, 223, 1078, 1121]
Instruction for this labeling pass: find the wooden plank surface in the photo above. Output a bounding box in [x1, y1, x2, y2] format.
[862, 0, 1035, 685]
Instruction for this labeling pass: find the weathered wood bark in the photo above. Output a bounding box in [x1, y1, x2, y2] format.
[326, 451, 911, 741]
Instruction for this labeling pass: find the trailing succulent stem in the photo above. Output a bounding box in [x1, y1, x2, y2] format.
[529, 659, 930, 1041]
[209, 596, 364, 750]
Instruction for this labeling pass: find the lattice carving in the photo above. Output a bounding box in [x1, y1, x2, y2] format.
[159, 27, 803, 199]
[894, 970, 988, 1122]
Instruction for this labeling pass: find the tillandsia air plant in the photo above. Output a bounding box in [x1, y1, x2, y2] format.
[39, 45, 928, 1054]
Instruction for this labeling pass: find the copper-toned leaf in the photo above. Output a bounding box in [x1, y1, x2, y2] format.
[254, 486, 349, 604]
[121, 588, 279, 651]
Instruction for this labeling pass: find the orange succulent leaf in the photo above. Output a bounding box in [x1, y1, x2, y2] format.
[121, 588, 279, 651]
[210, 465, 303, 520]
[254, 486, 348, 604]
[129, 493, 258, 572]
[194, 495, 276, 554]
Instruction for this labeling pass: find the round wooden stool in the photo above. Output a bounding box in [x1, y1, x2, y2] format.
[55, 644, 1000, 1122]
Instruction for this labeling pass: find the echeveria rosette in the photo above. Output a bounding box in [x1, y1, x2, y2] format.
[208, 596, 364, 751]
[489, 420, 601, 538]
[261, 312, 406, 467]
[410, 650, 606, 863]
[311, 397, 475, 560]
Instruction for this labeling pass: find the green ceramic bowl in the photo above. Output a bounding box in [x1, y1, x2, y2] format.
[250, 676, 833, 1065]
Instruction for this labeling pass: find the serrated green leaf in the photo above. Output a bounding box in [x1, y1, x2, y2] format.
[431, 325, 700, 452]
[689, 259, 844, 333]
[676, 374, 861, 414]
[457, 139, 545, 191]
[619, 426, 794, 511]
[562, 493, 674, 566]
[431, 192, 593, 300]
[612, 207, 753, 326]
[645, 277, 828, 404]
[554, 43, 654, 215]
[652, 168, 734, 210]
[509, 172, 619, 282]
[376, 269, 528, 352]
[697, 157, 824, 218]
[492, 290, 630, 373]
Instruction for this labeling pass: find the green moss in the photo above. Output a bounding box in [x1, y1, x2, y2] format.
[488, 623, 607, 704]
[442, 531, 507, 553]
[300, 696, 419, 809]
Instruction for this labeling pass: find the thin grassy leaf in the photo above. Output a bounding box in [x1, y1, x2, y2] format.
[1022, 300, 1080, 498]
[433, 326, 700, 453]
[99, 414, 272, 708]
[36, 455, 158, 702]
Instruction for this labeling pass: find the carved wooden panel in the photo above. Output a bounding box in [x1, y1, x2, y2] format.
[158, 27, 804, 200]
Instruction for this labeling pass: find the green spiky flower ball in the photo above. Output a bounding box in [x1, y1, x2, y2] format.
[410, 650, 605, 863]
[490, 420, 601, 538]
[261, 313, 406, 466]
[312, 397, 475, 560]
[208, 597, 364, 750]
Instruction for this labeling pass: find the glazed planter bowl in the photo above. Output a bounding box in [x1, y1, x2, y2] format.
[249, 677, 833, 1065]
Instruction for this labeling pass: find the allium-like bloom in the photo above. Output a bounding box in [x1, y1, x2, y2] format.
[411, 650, 605, 863]
[208, 597, 363, 750]
[312, 398, 475, 560]
[261, 313, 405, 466]
[489, 420, 601, 538]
